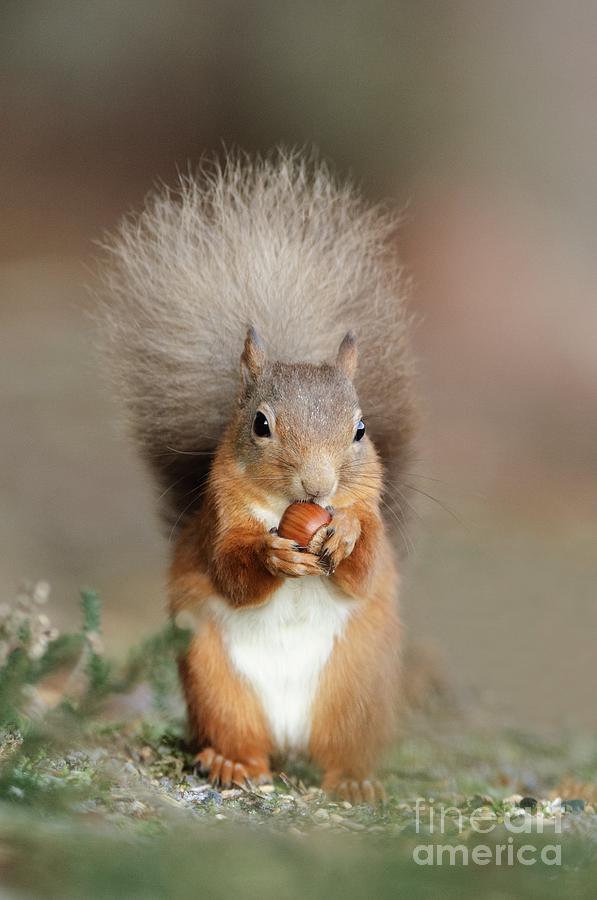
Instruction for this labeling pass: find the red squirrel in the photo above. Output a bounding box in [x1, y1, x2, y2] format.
[101, 152, 415, 804]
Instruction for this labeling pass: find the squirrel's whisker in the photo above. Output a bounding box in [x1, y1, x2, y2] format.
[402, 483, 467, 528]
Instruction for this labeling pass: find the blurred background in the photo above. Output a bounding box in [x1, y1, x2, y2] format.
[1, 0, 596, 731]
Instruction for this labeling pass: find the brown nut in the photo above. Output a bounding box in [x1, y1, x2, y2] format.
[277, 502, 332, 548]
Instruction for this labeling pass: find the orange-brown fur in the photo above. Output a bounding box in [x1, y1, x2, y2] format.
[170, 399, 400, 800]
[179, 621, 273, 784]
[310, 531, 399, 793]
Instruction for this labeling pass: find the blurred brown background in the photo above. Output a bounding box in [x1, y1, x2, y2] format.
[2, 0, 596, 729]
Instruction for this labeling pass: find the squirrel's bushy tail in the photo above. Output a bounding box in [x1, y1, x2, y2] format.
[100, 150, 415, 529]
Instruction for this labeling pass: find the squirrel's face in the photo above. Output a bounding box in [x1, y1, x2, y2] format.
[233, 328, 383, 507]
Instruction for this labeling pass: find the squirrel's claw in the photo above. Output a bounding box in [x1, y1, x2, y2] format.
[195, 747, 273, 789]
[307, 524, 335, 557]
[308, 509, 360, 573]
[336, 778, 386, 806]
[322, 773, 387, 806]
[262, 533, 323, 578]
[196, 748, 249, 787]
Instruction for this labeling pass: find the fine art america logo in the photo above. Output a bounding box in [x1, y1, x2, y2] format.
[412, 798, 563, 867]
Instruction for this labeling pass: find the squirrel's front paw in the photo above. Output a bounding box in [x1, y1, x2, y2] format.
[262, 532, 323, 578]
[308, 509, 361, 574]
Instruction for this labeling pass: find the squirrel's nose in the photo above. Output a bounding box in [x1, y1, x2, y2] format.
[300, 475, 336, 500]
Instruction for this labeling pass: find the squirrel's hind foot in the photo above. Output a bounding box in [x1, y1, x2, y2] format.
[195, 747, 272, 789]
[325, 776, 387, 806]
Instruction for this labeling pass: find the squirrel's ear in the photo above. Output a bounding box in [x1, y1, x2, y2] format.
[240, 326, 266, 386]
[336, 331, 358, 379]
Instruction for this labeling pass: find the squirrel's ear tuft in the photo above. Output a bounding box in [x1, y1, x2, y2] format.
[240, 326, 266, 386]
[336, 331, 358, 379]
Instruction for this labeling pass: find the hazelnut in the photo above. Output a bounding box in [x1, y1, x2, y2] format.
[277, 502, 332, 548]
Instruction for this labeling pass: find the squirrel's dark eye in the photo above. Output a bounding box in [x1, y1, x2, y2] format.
[354, 420, 366, 442]
[253, 411, 271, 438]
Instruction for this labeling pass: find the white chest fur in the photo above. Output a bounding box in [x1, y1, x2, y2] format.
[207, 578, 356, 752]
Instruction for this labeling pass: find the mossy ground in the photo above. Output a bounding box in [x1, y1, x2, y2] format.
[1, 587, 596, 898]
